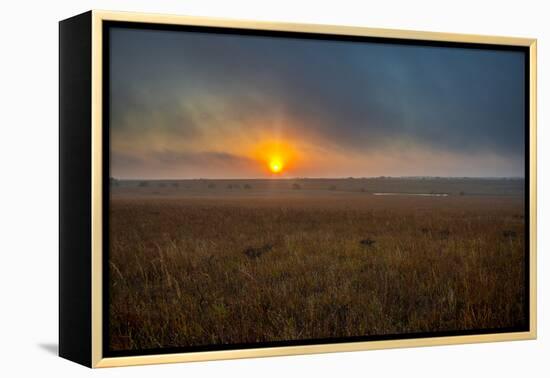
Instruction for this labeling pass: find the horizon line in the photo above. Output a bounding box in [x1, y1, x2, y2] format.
[111, 176, 526, 181]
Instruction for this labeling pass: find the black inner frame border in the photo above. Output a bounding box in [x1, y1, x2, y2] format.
[102, 20, 531, 358]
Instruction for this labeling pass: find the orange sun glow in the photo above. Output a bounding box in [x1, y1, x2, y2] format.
[253, 139, 297, 175]
[269, 158, 283, 173]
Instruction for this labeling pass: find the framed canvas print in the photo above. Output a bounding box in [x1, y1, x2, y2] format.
[59, 10, 537, 368]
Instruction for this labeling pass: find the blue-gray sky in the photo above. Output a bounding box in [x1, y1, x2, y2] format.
[109, 27, 525, 179]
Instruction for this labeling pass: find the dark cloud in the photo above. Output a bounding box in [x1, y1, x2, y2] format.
[111, 149, 258, 179]
[109, 27, 526, 178]
[151, 150, 255, 167]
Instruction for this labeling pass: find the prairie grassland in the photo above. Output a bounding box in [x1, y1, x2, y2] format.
[108, 188, 526, 351]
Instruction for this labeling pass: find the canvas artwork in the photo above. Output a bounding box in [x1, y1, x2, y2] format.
[106, 25, 528, 355]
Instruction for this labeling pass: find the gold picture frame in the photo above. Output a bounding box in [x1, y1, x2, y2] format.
[59, 10, 537, 368]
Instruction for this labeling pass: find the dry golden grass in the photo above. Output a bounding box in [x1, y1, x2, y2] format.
[108, 192, 526, 351]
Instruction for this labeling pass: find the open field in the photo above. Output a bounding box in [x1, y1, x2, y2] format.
[110, 177, 525, 197]
[108, 178, 526, 351]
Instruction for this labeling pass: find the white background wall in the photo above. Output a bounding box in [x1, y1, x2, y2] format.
[0, 0, 547, 376]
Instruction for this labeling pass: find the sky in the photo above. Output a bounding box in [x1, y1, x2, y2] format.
[109, 27, 526, 179]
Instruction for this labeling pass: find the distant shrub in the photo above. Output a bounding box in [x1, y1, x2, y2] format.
[208, 183, 216, 189]
[226, 184, 233, 189]
[243, 244, 273, 259]
[292, 183, 301, 190]
[158, 182, 166, 188]
[328, 185, 337, 191]
[360, 238, 376, 247]
[110, 177, 119, 187]
[138, 181, 149, 187]
[244, 184, 252, 189]
[172, 182, 179, 188]
[459, 191, 465, 196]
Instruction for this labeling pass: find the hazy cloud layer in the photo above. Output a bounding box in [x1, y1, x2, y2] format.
[109, 27, 526, 179]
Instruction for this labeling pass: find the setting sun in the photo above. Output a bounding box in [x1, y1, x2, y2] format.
[253, 139, 298, 176]
[269, 158, 283, 173]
